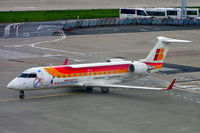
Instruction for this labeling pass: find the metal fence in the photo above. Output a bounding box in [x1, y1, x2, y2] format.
[63, 18, 200, 30]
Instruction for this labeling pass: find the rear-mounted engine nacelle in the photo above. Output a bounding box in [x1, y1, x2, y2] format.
[129, 63, 147, 74]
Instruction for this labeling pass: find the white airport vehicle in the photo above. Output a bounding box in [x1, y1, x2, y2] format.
[120, 8, 199, 19]
[7, 36, 191, 99]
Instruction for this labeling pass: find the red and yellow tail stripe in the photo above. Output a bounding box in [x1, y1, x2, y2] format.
[144, 62, 163, 69]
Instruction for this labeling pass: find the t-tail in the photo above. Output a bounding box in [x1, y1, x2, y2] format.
[139, 36, 191, 72]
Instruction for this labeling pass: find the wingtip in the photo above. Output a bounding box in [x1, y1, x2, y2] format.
[63, 58, 68, 65]
[161, 79, 176, 91]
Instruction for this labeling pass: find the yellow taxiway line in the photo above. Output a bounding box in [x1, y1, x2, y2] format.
[0, 92, 84, 102]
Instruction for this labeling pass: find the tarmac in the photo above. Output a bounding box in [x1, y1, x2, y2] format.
[0, 23, 200, 133]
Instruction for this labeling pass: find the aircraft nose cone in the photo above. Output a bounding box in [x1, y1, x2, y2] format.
[7, 83, 11, 88]
[7, 81, 15, 89]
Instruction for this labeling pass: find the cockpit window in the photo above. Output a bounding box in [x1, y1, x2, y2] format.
[19, 73, 37, 78]
[19, 73, 29, 78]
[28, 73, 37, 78]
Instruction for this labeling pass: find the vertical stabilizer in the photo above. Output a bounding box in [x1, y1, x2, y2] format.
[140, 36, 191, 63]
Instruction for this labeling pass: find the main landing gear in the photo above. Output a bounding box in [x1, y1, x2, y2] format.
[85, 87, 110, 94]
[19, 90, 25, 99]
[101, 88, 109, 94]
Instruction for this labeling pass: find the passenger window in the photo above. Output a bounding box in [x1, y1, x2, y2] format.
[137, 10, 147, 16]
[89, 72, 92, 75]
[99, 72, 101, 75]
[109, 71, 111, 74]
[69, 74, 71, 77]
[79, 73, 81, 76]
[94, 72, 96, 75]
[84, 73, 86, 76]
[104, 71, 106, 74]
[121, 9, 135, 14]
[146, 11, 165, 16]
[74, 74, 76, 77]
[167, 11, 177, 16]
[58, 75, 60, 78]
[187, 11, 197, 15]
[63, 75, 65, 78]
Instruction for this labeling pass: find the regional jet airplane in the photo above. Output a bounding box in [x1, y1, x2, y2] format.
[7, 36, 191, 99]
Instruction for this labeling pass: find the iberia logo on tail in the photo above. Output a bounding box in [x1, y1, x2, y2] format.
[154, 48, 164, 61]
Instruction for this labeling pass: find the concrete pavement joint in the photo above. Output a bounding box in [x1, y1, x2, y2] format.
[168, 90, 200, 104]
[148, 76, 200, 104]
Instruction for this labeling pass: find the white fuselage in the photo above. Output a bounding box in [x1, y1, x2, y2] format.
[7, 61, 147, 91]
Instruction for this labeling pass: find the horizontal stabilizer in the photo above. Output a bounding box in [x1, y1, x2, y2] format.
[158, 36, 191, 43]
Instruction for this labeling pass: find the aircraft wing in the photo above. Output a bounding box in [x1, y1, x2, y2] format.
[82, 79, 176, 91]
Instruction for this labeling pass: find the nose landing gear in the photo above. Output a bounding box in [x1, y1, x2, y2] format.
[19, 90, 24, 99]
[86, 87, 93, 92]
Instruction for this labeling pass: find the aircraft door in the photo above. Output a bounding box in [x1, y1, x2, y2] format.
[37, 69, 50, 87]
[42, 71, 50, 86]
[33, 69, 44, 88]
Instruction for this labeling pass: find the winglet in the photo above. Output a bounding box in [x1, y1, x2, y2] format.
[63, 58, 68, 65]
[161, 79, 176, 91]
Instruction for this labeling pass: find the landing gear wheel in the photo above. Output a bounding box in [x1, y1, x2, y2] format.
[101, 88, 109, 94]
[86, 87, 93, 92]
[19, 90, 24, 99]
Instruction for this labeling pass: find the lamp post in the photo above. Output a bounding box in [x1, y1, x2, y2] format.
[181, 0, 187, 19]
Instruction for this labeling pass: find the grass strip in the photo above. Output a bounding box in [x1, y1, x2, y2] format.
[0, 9, 119, 23]
[0, 7, 199, 23]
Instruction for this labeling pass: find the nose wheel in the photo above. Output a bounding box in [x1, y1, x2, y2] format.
[19, 90, 24, 99]
[101, 88, 109, 94]
[86, 87, 93, 92]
